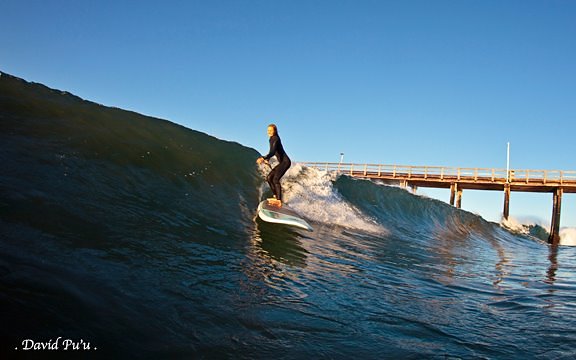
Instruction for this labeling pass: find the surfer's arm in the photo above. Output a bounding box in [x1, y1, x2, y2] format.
[262, 136, 279, 161]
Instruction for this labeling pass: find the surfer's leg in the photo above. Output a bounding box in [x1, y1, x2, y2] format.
[266, 168, 280, 200]
[270, 172, 283, 201]
[271, 159, 291, 202]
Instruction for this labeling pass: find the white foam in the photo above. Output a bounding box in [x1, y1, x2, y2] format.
[500, 216, 576, 246]
[560, 228, 576, 246]
[501, 215, 551, 232]
[501, 216, 532, 234]
[278, 164, 386, 234]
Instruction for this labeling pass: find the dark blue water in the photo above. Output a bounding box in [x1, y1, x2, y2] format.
[2, 72, 576, 359]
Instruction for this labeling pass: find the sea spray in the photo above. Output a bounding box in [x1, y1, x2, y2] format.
[499, 215, 576, 244]
[281, 164, 386, 234]
[560, 228, 576, 246]
[501, 216, 534, 235]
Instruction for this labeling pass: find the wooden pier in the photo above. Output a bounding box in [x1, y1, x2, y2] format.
[300, 162, 576, 245]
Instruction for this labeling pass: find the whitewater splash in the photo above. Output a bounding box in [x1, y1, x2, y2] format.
[258, 163, 386, 234]
[501, 216, 542, 235]
[501, 216, 576, 246]
[560, 228, 576, 246]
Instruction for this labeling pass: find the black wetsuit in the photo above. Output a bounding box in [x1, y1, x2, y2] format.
[263, 134, 291, 201]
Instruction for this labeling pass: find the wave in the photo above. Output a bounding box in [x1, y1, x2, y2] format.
[0, 71, 556, 249]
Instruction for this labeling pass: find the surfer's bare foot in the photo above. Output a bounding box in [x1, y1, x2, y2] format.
[267, 198, 282, 207]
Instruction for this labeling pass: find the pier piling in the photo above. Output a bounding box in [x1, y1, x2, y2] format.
[456, 188, 463, 209]
[503, 184, 510, 220]
[450, 183, 457, 206]
[549, 188, 563, 245]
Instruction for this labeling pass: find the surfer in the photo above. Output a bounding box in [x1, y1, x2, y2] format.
[257, 124, 291, 207]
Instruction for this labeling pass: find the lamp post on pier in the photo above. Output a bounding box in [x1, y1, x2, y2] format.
[338, 153, 344, 173]
[506, 142, 510, 183]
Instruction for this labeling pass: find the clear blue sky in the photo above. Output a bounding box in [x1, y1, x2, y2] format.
[2, 0, 576, 226]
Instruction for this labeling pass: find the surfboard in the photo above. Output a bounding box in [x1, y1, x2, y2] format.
[257, 200, 313, 231]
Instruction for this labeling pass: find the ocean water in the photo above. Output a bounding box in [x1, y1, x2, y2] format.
[2, 73, 576, 359]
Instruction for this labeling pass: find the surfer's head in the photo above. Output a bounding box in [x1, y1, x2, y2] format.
[267, 124, 278, 137]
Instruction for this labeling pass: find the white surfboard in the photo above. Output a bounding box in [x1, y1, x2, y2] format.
[257, 200, 313, 231]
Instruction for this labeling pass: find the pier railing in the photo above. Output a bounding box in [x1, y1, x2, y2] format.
[299, 162, 576, 185]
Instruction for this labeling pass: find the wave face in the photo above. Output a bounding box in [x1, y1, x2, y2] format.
[2, 73, 576, 359]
